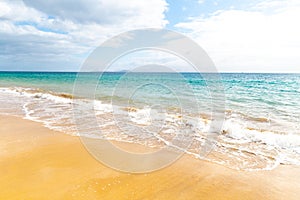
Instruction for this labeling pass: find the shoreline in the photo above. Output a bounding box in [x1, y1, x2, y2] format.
[1, 115, 300, 199]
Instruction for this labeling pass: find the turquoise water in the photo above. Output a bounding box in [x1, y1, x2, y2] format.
[0, 72, 300, 170]
[1, 72, 299, 130]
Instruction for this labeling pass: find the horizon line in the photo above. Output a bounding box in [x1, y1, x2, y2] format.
[0, 70, 300, 74]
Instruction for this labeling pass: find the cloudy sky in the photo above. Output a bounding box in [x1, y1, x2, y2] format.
[0, 0, 299, 72]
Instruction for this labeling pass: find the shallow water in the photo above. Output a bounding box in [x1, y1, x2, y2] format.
[0, 72, 300, 170]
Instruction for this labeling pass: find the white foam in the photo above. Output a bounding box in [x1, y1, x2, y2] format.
[1, 86, 300, 171]
[93, 100, 113, 115]
[0, 87, 72, 104]
[223, 118, 300, 149]
[128, 106, 152, 125]
[22, 103, 36, 120]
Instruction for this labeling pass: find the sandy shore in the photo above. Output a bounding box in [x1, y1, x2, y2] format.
[0, 115, 299, 200]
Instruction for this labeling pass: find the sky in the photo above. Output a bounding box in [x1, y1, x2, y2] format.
[0, 0, 299, 72]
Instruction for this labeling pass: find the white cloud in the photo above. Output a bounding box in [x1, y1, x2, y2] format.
[0, 0, 168, 70]
[23, 0, 168, 26]
[176, 0, 300, 72]
[0, 1, 47, 24]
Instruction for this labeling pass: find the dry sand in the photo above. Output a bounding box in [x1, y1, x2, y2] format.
[0, 115, 299, 200]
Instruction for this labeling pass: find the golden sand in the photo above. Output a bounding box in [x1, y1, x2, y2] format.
[0, 115, 299, 200]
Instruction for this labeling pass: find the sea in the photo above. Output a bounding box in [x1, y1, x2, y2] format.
[0, 71, 300, 171]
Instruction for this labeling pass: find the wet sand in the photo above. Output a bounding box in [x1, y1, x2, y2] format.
[0, 115, 299, 200]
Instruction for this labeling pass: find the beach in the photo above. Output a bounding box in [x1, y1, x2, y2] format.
[1, 0, 300, 198]
[2, 0, 300, 198]
[1, 114, 300, 200]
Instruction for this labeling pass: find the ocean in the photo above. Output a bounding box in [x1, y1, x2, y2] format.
[0, 71, 300, 171]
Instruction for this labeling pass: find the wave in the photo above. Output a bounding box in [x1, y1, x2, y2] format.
[0, 86, 300, 171]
